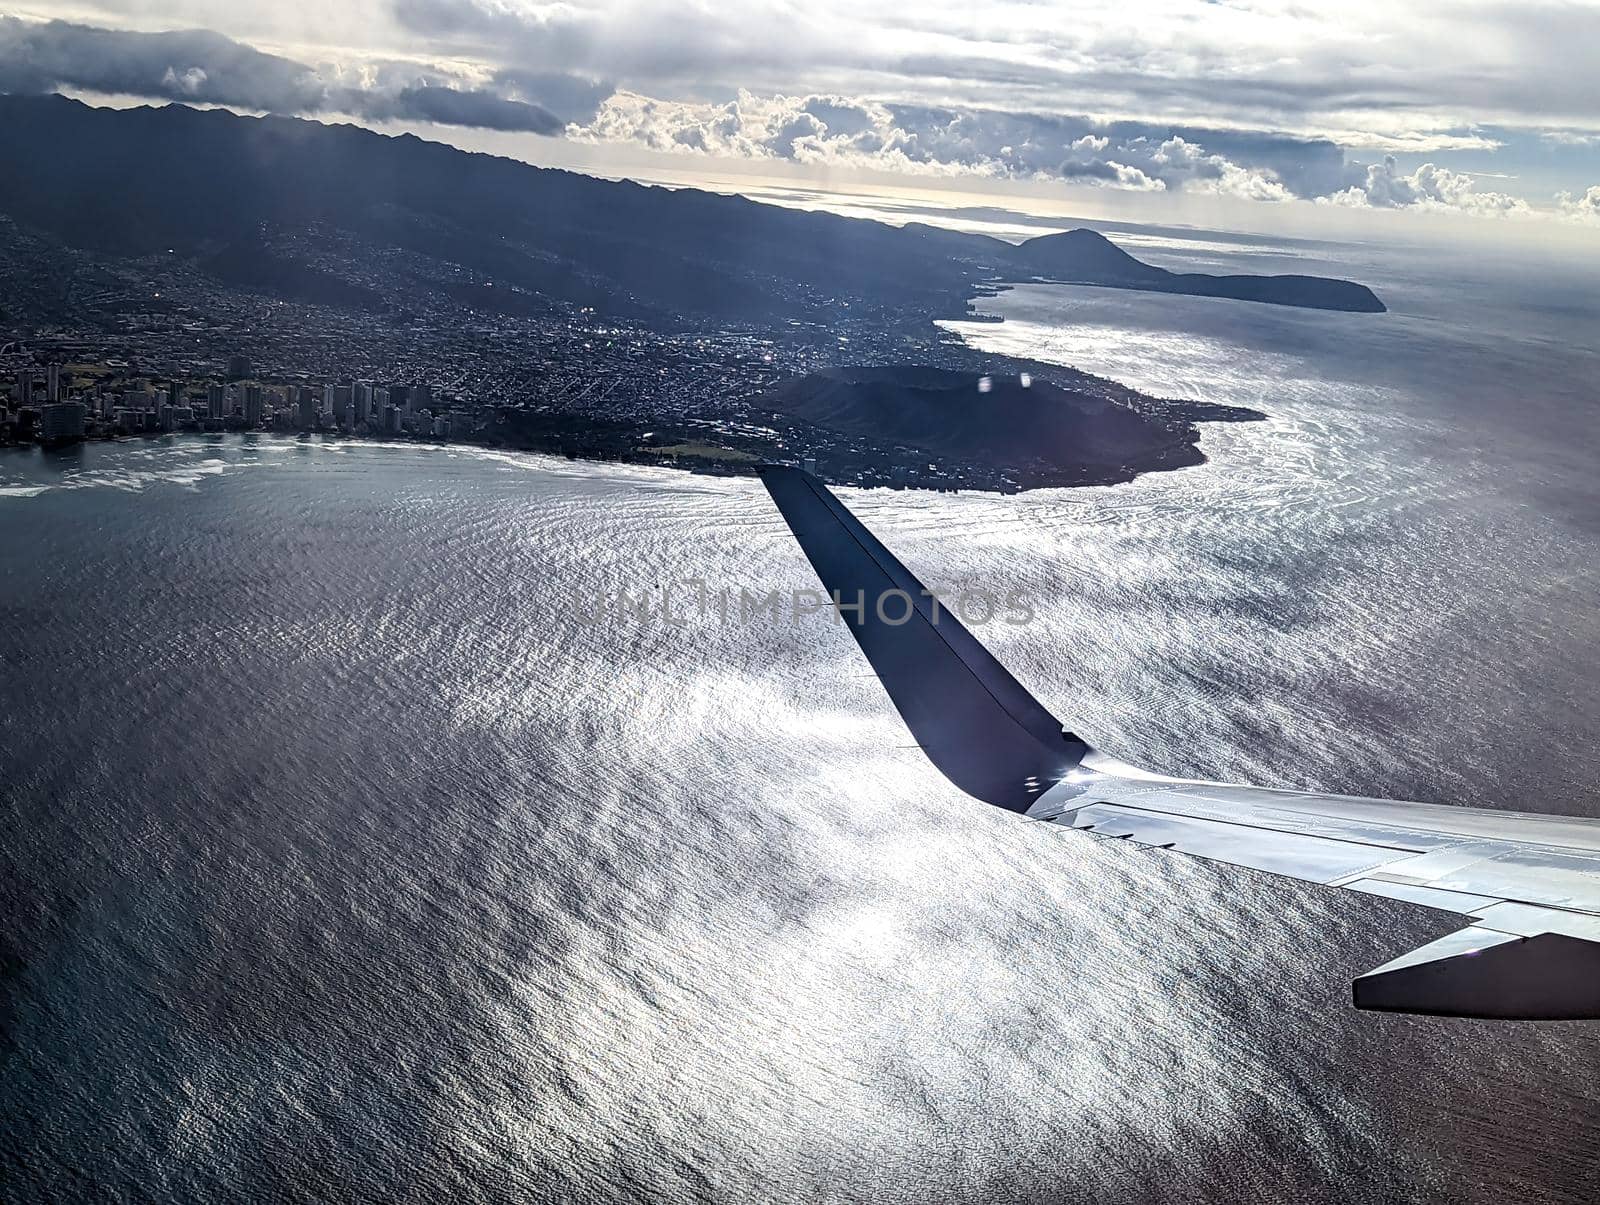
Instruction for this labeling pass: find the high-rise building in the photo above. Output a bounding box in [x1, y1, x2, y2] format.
[353, 381, 372, 426]
[389, 384, 410, 413]
[243, 384, 263, 426]
[332, 384, 353, 427]
[39, 401, 87, 445]
[297, 387, 317, 431]
[169, 378, 185, 408]
[18, 373, 33, 406]
[411, 383, 433, 411]
[382, 404, 400, 434]
[207, 384, 226, 419]
[46, 363, 61, 403]
[226, 354, 252, 381]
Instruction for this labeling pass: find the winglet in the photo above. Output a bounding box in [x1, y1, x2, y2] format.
[759, 465, 1088, 811]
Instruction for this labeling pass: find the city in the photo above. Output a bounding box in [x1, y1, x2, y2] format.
[0, 216, 1239, 492]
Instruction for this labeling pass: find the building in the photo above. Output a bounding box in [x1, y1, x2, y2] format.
[226, 354, 252, 381]
[353, 381, 373, 426]
[332, 384, 353, 427]
[297, 387, 318, 431]
[39, 401, 87, 445]
[17, 373, 33, 406]
[46, 363, 61, 403]
[243, 384, 263, 426]
[207, 384, 226, 420]
[382, 404, 400, 434]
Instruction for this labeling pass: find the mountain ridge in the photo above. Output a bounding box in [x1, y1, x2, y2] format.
[0, 94, 1385, 319]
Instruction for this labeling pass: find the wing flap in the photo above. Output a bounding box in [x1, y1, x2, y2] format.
[1053, 802, 1404, 884]
[1345, 879, 1502, 915]
[1354, 927, 1600, 1020]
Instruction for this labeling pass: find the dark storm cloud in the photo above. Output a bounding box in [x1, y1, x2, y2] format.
[379, 83, 564, 134]
[1056, 159, 1128, 182]
[0, 17, 581, 135]
[0, 18, 329, 111]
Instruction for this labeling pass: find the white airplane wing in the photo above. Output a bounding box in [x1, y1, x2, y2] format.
[759, 466, 1600, 1020]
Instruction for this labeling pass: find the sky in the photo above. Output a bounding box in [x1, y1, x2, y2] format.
[3, 2, 1599, 237]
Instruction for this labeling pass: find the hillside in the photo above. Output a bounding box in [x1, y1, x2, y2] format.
[761, 365, 1235, 486]
[1005, 229, 1386, 312]
[0, 95, 1384, 321]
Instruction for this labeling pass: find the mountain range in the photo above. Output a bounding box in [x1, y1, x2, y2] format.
[0, 95, 1386, 324]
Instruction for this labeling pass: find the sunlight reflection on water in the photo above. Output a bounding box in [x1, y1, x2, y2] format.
[3, 237, 1600, 1202]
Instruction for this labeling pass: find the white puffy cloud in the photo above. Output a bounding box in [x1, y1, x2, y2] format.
[1555, 186, 1600, 223]
[1148, 136, 1293, 201]
[1327, 156, 1532, 218]
[572, 91, 1304, 198]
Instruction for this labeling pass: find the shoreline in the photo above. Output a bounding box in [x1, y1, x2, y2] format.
[3, 382, 1264, 496]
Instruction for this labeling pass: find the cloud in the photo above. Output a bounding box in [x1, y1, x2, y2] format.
[490, 68, 613, 125]
[380, 0, 1600, 149]
[1555, 185, 1600, 223]
[1327, 156, 1531, 217]
[1541, 130, 1600, 148]
[570, 90, 1309, 198]
[0, 18, 328, 111]
[3, 9, 1593, 221]
[1148, 136, 1293, 202]
[1056, 159, 1165, 191]
[376, 84, 563, 134]
[0, 16, 588, 135]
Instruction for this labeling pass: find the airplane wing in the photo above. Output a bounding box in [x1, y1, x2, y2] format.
[758, 465, 1600, 1020]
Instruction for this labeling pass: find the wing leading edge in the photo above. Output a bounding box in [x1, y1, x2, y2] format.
[758, 465, 1600, 1020]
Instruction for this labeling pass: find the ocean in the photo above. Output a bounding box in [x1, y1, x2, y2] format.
[3, 229, 1599, 1202]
